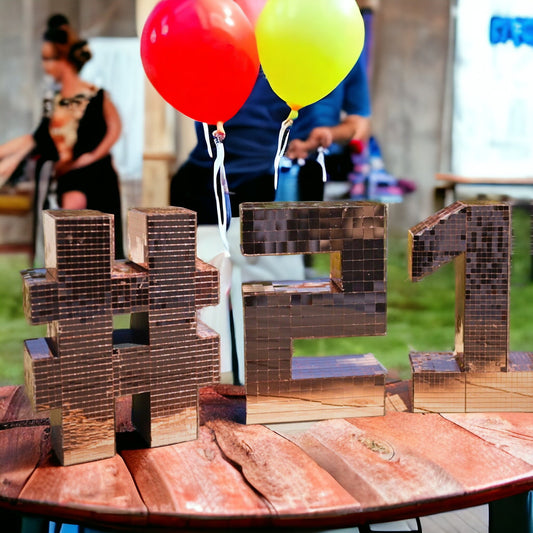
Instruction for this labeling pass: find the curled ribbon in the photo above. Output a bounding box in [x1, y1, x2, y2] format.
[212, 123, 231, 253]
[273, 109, 299, 190]
[316, 146, 328, 183]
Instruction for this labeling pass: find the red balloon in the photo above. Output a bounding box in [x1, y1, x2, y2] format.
[141, 0, 260, 125]
[232, 0, 268, 27]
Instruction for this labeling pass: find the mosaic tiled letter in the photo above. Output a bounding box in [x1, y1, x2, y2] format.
[241, 201, 388, 424]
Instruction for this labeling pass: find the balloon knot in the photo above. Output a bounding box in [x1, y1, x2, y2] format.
[213, 121, 226, 142]
[289, 109, 299, 121]
[213, 131, 225, 143]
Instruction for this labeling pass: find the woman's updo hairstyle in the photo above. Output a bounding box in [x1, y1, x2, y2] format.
[43, 14, 92, 72]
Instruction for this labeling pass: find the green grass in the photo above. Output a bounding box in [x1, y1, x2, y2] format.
[293, 236, 457, 379]
[0, 255, 45, 386]
[1, 208, 533, 385]
[294, 207, 533, 379]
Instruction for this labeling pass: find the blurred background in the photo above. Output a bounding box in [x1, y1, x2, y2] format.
[1, 0, 533, 384]
[0, 0, 458, 232]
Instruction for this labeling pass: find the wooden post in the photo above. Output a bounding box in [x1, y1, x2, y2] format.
[136, 0, 176, 207]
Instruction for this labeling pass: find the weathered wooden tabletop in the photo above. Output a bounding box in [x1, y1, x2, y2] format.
[0, 382, 532, 531]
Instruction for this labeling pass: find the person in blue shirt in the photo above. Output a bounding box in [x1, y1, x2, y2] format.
[170, 59, 370, 217]
[287, 60, 371, 200]
[170, 59, 370, 386]
[170, 68, 289, 223]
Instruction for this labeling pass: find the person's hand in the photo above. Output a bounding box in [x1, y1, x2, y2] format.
[55, 153, 96, 177]
[307, 127, 334, 150]
[286, 139, 311, 159]
[71, 153, 96, 170]
[54, 159, 74, 177]
[351, 115, 371, 142]
[286, 127, 333, 159]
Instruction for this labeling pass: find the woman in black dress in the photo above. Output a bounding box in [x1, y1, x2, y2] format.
[0, 14, 124, 258]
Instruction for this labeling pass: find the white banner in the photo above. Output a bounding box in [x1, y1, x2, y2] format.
[453, 0, 533, 177]
[83, 37, 145, 182]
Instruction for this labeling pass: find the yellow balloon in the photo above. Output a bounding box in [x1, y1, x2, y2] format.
[255, 0, 365, 111]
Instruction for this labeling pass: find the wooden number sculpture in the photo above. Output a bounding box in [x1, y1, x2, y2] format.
[409, 201, 533, 412]
[241, 201, 388, 424]
[22, 208, 219, 465]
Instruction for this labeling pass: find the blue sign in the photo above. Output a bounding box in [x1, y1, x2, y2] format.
[490, 16, 533, 46]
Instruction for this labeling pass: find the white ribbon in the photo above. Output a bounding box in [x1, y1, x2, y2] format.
[203, 122, 213, 159]
[212, 135, 230, 253]
[317, 146, 328, 182]
[273, 117, 294, 190]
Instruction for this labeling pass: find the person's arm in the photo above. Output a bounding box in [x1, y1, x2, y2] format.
[0, 134, 35, 160]
[0, 134, 36, 185]
[287, 57, 372, 160]
[69, 91, 122, 171]
[286, 114, 371, 160]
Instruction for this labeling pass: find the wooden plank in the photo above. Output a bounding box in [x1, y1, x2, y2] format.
[0, 387, 19, 421]
[199, 385, 246, 425]
[115, 395, 135, 433]
[421, 505, 488, 533]
[0, 386, 50, 502]
[280, 417, 465, 510]
[17, 451, 147, 529]
[347, 413, 533, 498]
[443, 413, 533, 466]
[0, 383, 531, 530]
[0, 385, 37, 423]
[278, 413, 533, 520]
[121, 425, 270, 529]
[207, 419, 360, 521]
[436, 173, 533, 184]
[0, 426, 45, 500]
[0, 192, 32, 214]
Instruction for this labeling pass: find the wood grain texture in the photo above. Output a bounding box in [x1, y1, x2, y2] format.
[0, 386, 48, 501]
[18, 452, 147, 528]
[199, 385, 246, 425]
[0, 426, 45, 500]
[385, 380, 411, 412]
[0, 386, 19, 421]
[280, 417, 465, 509]
[0, 385, 40, 423]
[347, 413, 533, 491]
[436, 173, 533, 184]
[121, 426, 269, 529]
[207, 419, 360, 518]
[0, 384, 532, 529]
[443, 413, 533, 465]
[280, 413, 533, 523]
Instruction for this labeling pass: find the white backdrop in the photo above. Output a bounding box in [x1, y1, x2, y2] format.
[82, 37, 145, 182]
[453, 0, 533, 177]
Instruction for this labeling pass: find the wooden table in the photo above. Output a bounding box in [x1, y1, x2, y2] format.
[435, 173, 533, 208]
[0, 382, 532, 531]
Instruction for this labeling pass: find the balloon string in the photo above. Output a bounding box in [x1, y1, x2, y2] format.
[213, 126, 231, 254]
[203, 122, 213, 159]
[273, 109, 298, 190]
[317, 146, 328, 182]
